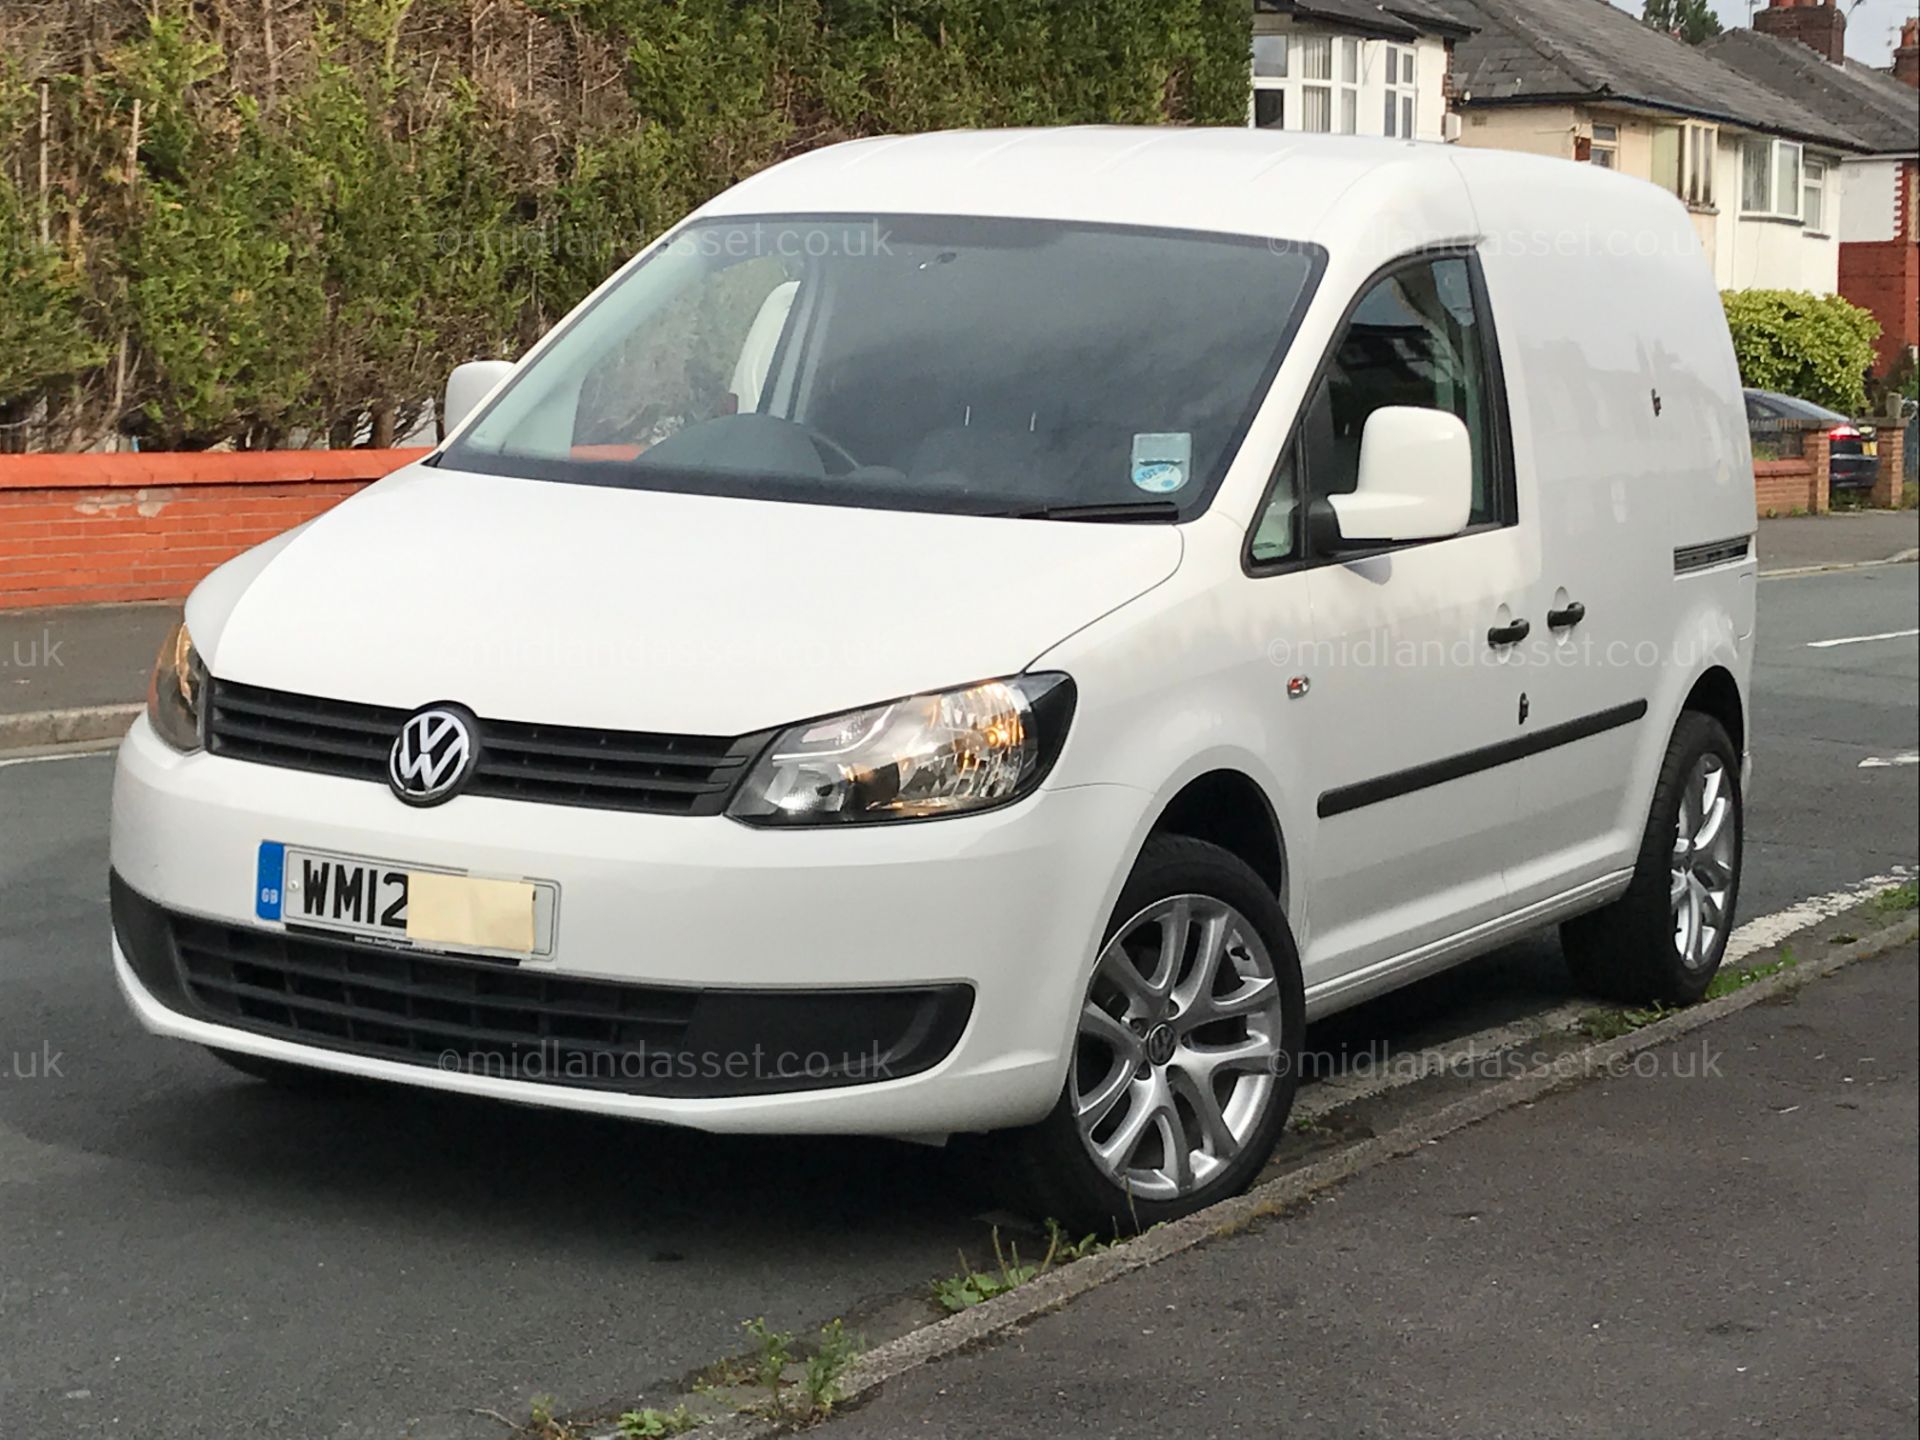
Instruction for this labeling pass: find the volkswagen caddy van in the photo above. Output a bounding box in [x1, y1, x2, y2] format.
[111, 130, 1757, 1230]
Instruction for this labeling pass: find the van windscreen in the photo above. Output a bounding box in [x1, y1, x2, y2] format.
[441, 215, 1323, 520]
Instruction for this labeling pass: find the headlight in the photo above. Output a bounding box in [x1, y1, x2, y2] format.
[147, 620, 207, 753]
[729, 674, 1076, 826]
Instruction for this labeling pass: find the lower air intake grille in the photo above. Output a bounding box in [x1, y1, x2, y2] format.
[112, 874, 973, 1098]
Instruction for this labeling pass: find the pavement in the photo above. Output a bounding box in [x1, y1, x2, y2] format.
[1754, 508, 1918, 575]
[821, 943, 1919, 1440]
[0, 554, 1914, 1437]
[0, 509, 1913, 741]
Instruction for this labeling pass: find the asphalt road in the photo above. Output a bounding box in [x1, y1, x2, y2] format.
[1, 564, 1915, 1439]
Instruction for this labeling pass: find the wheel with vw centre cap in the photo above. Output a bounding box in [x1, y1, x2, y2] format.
[1005, 836, 1305, 1235]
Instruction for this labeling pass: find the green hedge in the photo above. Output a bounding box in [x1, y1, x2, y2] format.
[0, 0, 1248, 451]
[1721, 288, 1881, 416]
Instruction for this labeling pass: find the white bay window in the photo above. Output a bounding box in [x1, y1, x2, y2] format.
[1740, 136, 1803, 221]
[1251, 31, 1419, 140]
[1802, 160, 1827, 234]
[1383, 44, 1416, 138]
[1653, 122, 1716, 209]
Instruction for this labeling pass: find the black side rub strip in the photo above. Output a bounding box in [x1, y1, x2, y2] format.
[1674, 535, 1752, 574]
[1318, 700, 1650, 819]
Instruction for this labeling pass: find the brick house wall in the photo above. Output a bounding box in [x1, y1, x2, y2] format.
[0, 450, 427, 610]
[1839, 159, 1920, 373]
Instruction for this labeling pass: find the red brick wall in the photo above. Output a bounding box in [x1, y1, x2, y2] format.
[1754, 430, 1832, 516]
[1838, 162, 1919, 373]
[0, 450, 428, 610]
[1873, 426, 1909, 508]
[1755, 460, 1815, 515]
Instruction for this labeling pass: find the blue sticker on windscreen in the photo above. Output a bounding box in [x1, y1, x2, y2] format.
[1131, 432, 1192, 494]
[256, 841, 286, 921]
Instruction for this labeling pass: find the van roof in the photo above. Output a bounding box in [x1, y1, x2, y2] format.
[700, 126, 1659, 245]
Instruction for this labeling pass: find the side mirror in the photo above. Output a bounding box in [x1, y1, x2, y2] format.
[1327, 406, 1473, 545]
[442, 360, 516, 439]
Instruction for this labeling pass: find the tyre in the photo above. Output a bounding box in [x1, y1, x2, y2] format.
[206, 1047, 360, 1093]
[1001, 835, 1305, 1236]
[1562, 710, 1742, 1005]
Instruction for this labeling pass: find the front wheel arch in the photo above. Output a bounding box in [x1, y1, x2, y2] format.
[1146, 768, 1288, 906]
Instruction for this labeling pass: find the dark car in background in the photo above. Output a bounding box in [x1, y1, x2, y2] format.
[1745, 388, 1878, 492]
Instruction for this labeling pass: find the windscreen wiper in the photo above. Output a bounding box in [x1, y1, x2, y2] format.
[1003, 499, 1183, 522]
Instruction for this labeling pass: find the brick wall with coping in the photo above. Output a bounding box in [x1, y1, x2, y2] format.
[1754, 428, 1832, 516]
[0, 450, 428, 610]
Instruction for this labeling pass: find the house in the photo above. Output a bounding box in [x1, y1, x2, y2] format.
[1250, 0, 1473, 143]
[1428, 0, 1865, 296]
[1707, 6, 1920, 375]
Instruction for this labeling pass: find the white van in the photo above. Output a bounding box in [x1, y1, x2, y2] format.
[112, 130, 1756, 1230]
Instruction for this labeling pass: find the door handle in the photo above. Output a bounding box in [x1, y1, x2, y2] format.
[1547, 601, 1588, 630]
[1487, 618, 1531, 648]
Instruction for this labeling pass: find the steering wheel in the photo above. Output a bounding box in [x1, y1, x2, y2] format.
[803, 425, 862, 475]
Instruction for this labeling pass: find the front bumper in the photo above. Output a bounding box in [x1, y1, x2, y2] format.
[110, 715, 1145, 1134]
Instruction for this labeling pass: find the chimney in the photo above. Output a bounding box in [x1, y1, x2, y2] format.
[1895, 18, 1919, 89]
[1753, 0, 1847, 64]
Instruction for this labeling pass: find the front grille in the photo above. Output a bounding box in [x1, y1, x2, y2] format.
[112, 875, 974, 1098]
[205, 679, 765, 816]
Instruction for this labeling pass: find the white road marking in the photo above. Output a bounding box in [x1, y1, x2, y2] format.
[1806, 627, 1920, 649]
[1860, 752, 1920, 769]
[1292, 868, 1918, 1121]
[0, 749, 115, 770]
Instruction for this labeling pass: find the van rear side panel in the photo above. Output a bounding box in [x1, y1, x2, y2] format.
[1455, 153, 1756, 897]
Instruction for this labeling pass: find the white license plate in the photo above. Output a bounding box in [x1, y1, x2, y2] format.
[255, 842, 559, 959]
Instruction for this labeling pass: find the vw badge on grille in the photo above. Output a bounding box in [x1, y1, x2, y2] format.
[388, 705, 478, 806]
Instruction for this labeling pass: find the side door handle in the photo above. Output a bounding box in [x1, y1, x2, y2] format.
[1547, 601, 1588, 631]
[1487, 618, 1531, 648]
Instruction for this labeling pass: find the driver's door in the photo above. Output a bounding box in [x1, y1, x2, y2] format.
[1285, 253, 1537, 988]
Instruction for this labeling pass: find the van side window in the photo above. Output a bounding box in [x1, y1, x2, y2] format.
[1250, 446, 1300, 564]
[1304, 256, 1503, 527]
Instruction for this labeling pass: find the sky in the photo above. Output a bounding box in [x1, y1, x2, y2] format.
[1606, 0, 1920, 63]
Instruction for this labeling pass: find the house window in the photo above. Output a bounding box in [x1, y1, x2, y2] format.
[1654, 124, 1715, 206]
[1300, 35, 1334, 133]
[1803, 160, 1827, 234]
[1685, 124, 1716, 207]
[1589, 123, 1619, 169]
[1339, 38, 1359, 134]
[1741, 136, 1803, 220]
[1383, 44, 1417, 138]
[1252, 34, 1287, 129]
[1252, 30, 1363, 136]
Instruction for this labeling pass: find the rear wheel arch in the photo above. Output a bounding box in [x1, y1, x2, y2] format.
[1682, 665, 1745, 757]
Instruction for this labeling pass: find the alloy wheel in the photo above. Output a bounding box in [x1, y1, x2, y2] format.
[1671, 753, 1737, 970]
[1070, 894, 1288, 1203]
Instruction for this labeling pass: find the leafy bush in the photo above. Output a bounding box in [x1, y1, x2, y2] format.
[0, 0, 1250, 451]
[1721, 288, 1881, 415]
[0, 174, 104, 412]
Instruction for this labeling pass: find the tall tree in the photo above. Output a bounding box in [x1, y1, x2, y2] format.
[1643, 0, 1725, 45]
